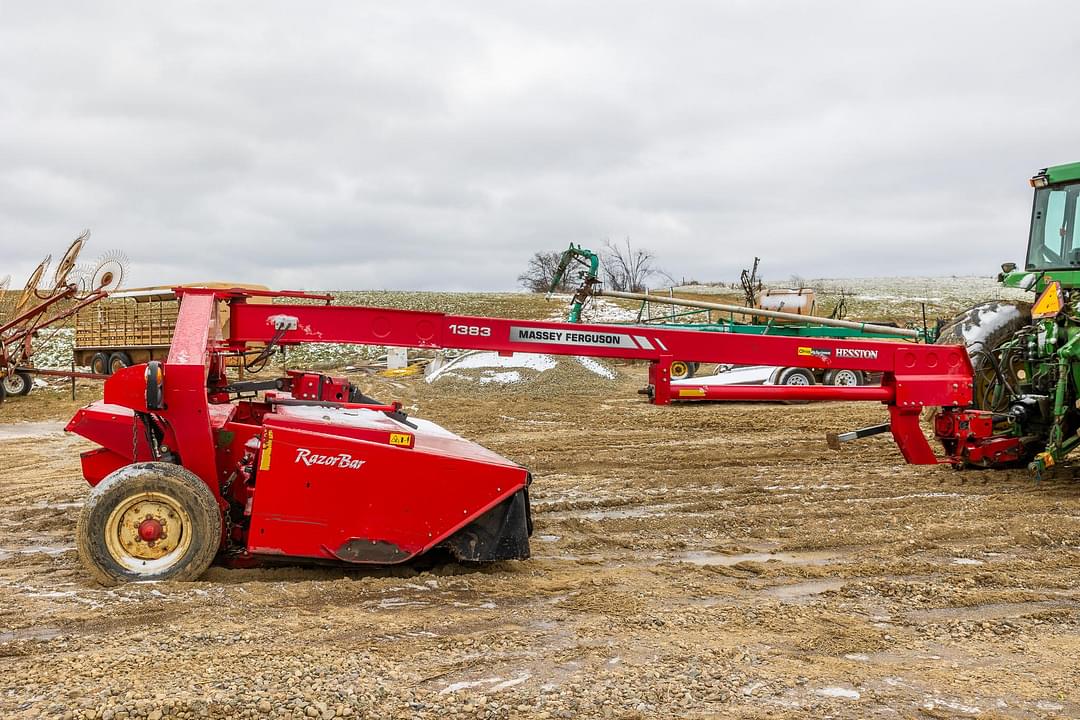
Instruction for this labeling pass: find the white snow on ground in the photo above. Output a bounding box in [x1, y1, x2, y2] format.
[673, 365, 776, 386]
[545, 295, 639, 323]
[426, 351, 558, 384]
[426, 350, 616, 385]
[816, 687, 861, 700]
[960, 304, 1022, 347]
[479, 370, 522, 385]
[576, 356, 616, 379]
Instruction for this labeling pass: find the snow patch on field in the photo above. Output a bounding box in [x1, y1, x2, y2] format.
[427, 351, 614, 385]
[427, 352, 558, 384]
[545, 295, 639, 323]
[576, 356, 616, 379]
[816, 687, 861, 700]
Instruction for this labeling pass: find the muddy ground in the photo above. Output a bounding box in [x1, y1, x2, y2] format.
[1, 367, 1079, 719]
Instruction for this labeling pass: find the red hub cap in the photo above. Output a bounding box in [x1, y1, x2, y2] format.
[138, 517, 164, 542]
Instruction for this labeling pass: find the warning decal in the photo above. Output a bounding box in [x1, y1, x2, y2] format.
[1032, 281, 1063, 319]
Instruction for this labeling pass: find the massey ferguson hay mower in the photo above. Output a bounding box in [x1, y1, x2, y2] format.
[65, 161, 1080, 584]
[70, 285, 993, 586]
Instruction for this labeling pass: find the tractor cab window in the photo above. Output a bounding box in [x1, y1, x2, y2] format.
[1027, 182, 1080, 269]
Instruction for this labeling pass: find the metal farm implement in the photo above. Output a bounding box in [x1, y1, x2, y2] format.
[65, 160, 1080, 584]
[0, 233, 123, 403]
[68, 285, 993, 585]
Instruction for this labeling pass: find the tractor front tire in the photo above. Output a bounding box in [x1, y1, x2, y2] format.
[76, 462, 222, 585]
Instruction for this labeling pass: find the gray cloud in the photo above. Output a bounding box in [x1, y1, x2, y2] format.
[2, 1, 1078, 292]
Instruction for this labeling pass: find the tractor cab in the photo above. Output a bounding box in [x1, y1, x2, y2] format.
[1003, 162, 1080, 291]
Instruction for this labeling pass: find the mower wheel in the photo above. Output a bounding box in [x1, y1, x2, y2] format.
[824, 368, 862, 386]
[669, 360, 695, 381]
[2, 370, 34, 396]
[90, 352, 110, 376]
[76, 462, 222, 585]
[108, 351, 132, 375]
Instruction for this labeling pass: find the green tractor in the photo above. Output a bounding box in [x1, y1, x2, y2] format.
[939, 161, 1080, 475]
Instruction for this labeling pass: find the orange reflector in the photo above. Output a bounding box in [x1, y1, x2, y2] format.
[1032, 281, 1063, 319]
[678, 388, 706, 398]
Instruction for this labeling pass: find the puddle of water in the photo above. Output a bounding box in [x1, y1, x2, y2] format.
[0, 422, 67, 440]
[0, 545, 74, 560]
[680, 549, 842, 566]
[908, 600, 1075, 623]
[0, 626, 62, 642]
[542, 503, 679, 521]
[763, 579, 846, 600]
[27, 501, 82, 510]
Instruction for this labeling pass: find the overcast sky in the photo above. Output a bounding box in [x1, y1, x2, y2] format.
[2, 2, 1079, 292]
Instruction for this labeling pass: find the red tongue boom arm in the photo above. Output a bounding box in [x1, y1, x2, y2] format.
[215, 288, 978, 466]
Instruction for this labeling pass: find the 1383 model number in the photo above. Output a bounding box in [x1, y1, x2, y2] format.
[448, 324, 492, 337]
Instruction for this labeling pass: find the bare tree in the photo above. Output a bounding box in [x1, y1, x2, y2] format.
[518, 251, 575, 293]
[600, 238, 670, 292]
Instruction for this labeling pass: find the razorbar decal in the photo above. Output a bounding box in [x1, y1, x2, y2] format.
[509, 326, 640, 349]
[294, 448, 366, 470]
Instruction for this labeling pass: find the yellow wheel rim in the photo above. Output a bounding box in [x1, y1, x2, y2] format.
[670, 361, 689, 379]
[104, 492, 192, 574]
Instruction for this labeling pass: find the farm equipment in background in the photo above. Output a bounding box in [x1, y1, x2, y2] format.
[0, 233, 123, 404]
[547, 243, 935, 383]
[72, 283, 273, 376]
[69, 283, 995, 585]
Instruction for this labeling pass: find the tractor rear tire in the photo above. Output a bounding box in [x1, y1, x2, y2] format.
[76, 462, 222, 585]
[935, 300, 1032, 412]
[109, 351, 132, 375]
[90, 352, 110, 376]
[2, 371, 33, 396]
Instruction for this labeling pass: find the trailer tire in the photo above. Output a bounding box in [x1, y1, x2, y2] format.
[2, 370, 33, 396]
[90, 352, 110, 376]
[108, 351, 132, 375]
[76, 462, 222, 586]
[824, 368, 863, 386]
[0, 383, 6, 405]
[776, 367, 815, 386]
